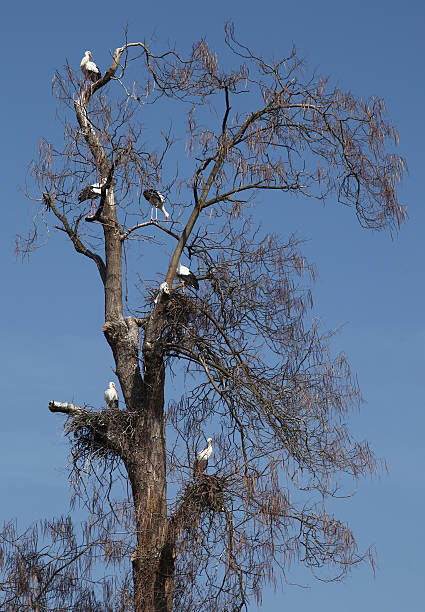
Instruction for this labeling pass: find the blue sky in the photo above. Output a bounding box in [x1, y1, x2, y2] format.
[1, 0, 424, 609]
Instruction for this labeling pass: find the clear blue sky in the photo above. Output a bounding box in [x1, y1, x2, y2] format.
[1, 1, 424, 610]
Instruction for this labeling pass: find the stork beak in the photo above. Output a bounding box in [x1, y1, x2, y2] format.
[89, 52, 94, 59]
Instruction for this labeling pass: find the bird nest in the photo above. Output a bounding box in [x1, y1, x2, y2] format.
[66, 408, 138, 466]
[165, 292, 197, 324]
[178, 474, 229, 515]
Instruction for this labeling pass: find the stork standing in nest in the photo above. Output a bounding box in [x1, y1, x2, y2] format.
[104, 381, 118, 409]
[193, 438, 213, 477]
[176, 263, 199, 293]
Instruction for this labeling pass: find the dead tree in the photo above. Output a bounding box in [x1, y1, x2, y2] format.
[14, 25, 405, 612]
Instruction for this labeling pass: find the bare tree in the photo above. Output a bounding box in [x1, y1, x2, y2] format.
[10, 25, 405, 612]
[0, 516, 134, 611]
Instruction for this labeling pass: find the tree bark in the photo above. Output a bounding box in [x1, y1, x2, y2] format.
[100, 184, 170, 609]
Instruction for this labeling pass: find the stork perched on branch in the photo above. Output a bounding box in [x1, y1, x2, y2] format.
[176, 263, 199, 292]
[78, 178, 107, 203]
[80, 50, 101, 84]
[193, 438, 213, 477]
[143, 189, 169, 222]
[78, 177, 107, 219]
[104, 382, 118, 409]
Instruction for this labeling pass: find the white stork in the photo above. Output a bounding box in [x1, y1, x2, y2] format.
[78, 178, 107, 203]
[193, 438, 213, 477]
[104, 381, 118, 409]
[176, 263, 199, 292]
[80, 51, 102, 84]
[143, 189, 169, 222]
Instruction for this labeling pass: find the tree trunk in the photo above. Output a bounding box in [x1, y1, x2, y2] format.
[125, 395, 169, 611]
[124, 345, 171, 611]
[101, 187, 172, 610]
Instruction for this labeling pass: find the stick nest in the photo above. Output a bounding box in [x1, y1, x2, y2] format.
[178, 474, 229, 515]
[65, 408, 138, 465]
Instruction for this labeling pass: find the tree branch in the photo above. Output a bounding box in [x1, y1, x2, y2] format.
[121, 220, 180, 242]
[44, 194, 106, 284]
[48, 401, 84, 416]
